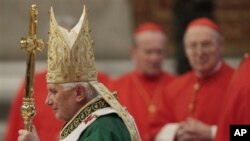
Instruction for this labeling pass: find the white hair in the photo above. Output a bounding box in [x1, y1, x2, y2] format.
[60, 82, 98, 100]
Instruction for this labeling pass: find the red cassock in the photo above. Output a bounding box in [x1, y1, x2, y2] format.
[215, 55, 250, 141]
[4, 70, 111, 141]
[112, 70, 175, 141]
[150, 63, 234, 139]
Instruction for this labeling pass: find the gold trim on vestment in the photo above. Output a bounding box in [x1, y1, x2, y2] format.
[60, 97, 109, 139]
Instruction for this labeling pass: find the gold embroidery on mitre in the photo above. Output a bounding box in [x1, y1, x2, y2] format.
[47, 6, 97, 83]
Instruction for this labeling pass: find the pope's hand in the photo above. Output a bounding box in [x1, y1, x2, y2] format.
[18, 126, 40, 141]
[176, 118, 213, 141]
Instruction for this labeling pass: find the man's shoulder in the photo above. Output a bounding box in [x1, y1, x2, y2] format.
[80, 113, 131, 141]
[231, 54, 250, 90]
[168, 71, 194, 87]
[115, 71, 133, 81]
[35, 69, 47, 77]
[162, 71, 177, 81]
[238, 54, 250, 74]
[113, 72, 134, 84]
[34, 70, 47, 85]
[90, 113, 126, 129]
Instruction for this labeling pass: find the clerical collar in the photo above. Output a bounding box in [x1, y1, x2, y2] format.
[195, 61, 225, 83]
[195, 61, 223, 79]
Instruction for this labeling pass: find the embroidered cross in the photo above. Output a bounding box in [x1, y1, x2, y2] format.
[83, 115, 95, 124]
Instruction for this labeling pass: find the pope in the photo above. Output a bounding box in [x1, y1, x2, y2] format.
[17, 5, 141, 141]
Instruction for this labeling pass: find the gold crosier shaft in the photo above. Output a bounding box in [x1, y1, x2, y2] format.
[20, 4, 44, 131]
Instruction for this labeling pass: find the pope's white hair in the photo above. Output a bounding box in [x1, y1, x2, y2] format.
[60, 82, 98, 100]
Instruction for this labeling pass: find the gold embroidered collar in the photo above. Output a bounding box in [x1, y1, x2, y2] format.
[60, 97, 109, 139]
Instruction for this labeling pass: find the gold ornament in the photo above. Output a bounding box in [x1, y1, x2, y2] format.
[20, 4, 45, 131]
[148, 104, 156, 114]
[47, 6, 97, 84]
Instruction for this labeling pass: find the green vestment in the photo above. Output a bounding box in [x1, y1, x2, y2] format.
[78, 113, 131, 141]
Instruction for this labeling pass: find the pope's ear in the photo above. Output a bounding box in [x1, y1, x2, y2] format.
[75, 85, 86, 102]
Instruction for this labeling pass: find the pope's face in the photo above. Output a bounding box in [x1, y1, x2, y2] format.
[132, 31, 166, 76]
[184, 26, 223, 76]
[46, 84, 77, 122]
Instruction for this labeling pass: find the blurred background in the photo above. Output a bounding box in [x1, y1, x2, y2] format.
[0, 0, 250, 139]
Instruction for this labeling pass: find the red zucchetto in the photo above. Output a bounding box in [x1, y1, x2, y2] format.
[134, 22, 164, 35]
[186, 17, 220, 33]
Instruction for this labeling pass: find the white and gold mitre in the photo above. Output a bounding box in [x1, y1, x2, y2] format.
[47, 6, 97, 83]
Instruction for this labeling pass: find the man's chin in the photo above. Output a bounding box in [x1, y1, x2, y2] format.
[194, 65, 209, 72]
[54, 113, 62, 120]
[54, 114, 69, 122]
[142, 71, 161, 78]
[195, 68, 215, 77]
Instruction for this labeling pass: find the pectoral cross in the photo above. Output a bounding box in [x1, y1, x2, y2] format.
[20, 4, 44, 131]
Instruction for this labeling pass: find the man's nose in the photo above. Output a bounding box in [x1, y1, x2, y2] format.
[45, 94, 52, 105]
[195, 45, 205, 56]
[150, 52, 162, 62]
